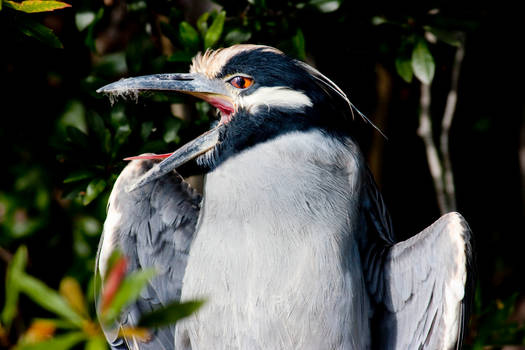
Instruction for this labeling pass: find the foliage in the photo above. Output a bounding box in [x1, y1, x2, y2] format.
[0, 0, 523, 349]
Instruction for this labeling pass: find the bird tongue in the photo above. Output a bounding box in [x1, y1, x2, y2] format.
[124, 153, 173, 161]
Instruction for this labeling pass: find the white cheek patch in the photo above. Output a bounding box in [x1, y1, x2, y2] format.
[238, 86, 313, 113]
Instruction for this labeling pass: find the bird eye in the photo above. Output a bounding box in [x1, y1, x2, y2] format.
[229, 76, 254, 89]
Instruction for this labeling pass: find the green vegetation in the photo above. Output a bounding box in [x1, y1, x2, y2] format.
[1, 0, 523, 348]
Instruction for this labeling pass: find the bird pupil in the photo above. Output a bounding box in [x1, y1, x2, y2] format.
[237, 77, 245, 88]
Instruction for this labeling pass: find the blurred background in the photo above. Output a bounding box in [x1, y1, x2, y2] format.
[1, 0, 524, 348]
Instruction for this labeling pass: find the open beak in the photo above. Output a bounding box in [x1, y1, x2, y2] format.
[97, 73, 234, 191]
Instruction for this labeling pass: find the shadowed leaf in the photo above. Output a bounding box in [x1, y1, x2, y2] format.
[13, 16, 63, 48]
[395, 56, 413, 83]
[138, 300, 205, 328]
[1, 246, 28, 327]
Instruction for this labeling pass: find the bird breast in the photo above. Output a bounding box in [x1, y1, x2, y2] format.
[175, 129, 371, 349]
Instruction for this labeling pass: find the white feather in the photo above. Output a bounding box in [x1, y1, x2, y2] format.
[239, 86, 313, 113]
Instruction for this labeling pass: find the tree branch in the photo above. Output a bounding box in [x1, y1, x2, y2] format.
[440, 40, 465, 212]
[417, 82, 448, 213]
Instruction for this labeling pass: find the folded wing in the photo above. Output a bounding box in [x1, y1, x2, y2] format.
[96, 159, 201, 349]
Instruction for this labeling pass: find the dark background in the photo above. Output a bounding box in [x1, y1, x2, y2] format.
[1, 0, 524, 348]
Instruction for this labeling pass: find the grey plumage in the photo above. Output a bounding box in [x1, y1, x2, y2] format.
[96, 44, 474, 350]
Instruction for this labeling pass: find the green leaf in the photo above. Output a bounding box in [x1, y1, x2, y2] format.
[84, 335, 108, 350]
[167, 51, 194, 62]
[163, 118, 181, 144]
[4, 0, 71, 13]
[1, 246, 28, 327]
[14, 15, 63, 48]
[101, 268, 156, 325]
[309, 0, 341, 13]
[83, 179, 106, 206]
[423, 26, 462, 47]
[15, 273, 84, 326]
[63, 170, 94, 183]
[411, 40, 435, 85]
[178, 21, 199, 51]
[395, 56, 413, 83]
[224, 29, 252, 46]
[75, 11, 95, 31]
[204, 11, 225, 49]
[292, 28, 306, 60]
[138, 300, 204, 328]
[85, 7, 104, 52]
[196, 12, 209, 36]
[16, 332, 85, 350]
[140, 121, 154, 141]
[114, 124, 131, 147]
[66, 126, 89, 150]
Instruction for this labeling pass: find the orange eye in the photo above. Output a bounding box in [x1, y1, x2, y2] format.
[229, 76, 254, 89]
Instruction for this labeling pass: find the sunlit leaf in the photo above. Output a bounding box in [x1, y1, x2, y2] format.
[75, 11, 95, 31]
[411, 39, 435, 85]
[196, 12, 209, 36]
[15, 273, 84, 326]
[4, 0, 71, 13]
[16, 332, 85, 350]
[395, 56, 413, 83]
[83, 179, 106, 206]
[118, 327, 150, 340]
[84, 335, 108, 350]
[14, 16, 63, 48]
[178, 21, 199, 51]
[138, 300, 204, 328]
[309, 0, 341, 13]
[22, 320, 56, 343]
[101, 268, 156, 325]
[1, 246, 28, 327]
[204, 11, 225, 49]
[59, 277, 88, 317]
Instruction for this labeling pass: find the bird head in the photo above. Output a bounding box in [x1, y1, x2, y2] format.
[98, 44, 377, 190]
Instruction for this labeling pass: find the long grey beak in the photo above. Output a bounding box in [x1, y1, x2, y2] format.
[96, 73, 229, 96]
[126, 124, 224, 192]
[97, 73, 233, 191]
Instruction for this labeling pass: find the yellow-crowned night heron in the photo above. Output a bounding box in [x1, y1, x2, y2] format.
[96, 44, 474, 350]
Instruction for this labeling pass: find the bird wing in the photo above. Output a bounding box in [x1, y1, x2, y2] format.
[96, 159, 201, 350]
[361, 172, 474, 350]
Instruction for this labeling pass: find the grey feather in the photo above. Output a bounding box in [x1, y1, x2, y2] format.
[96, 158, 201, 350]
[363, 201, 474, 350]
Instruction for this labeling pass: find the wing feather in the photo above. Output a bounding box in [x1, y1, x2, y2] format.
[362, 172, 474, 349]
[96, 159, 201, 349]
